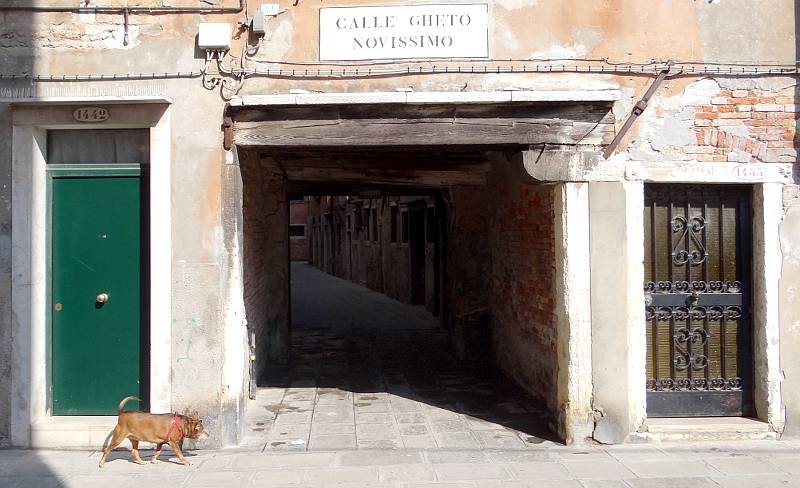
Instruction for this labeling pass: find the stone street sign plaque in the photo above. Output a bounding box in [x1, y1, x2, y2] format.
[319, 4, 489, 61]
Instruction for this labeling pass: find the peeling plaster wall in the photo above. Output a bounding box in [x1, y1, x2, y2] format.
[627, 77, 797, 165]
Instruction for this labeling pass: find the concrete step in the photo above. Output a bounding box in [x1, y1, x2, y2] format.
[635, 417, 779, 442]
[31, 416, 117, 449]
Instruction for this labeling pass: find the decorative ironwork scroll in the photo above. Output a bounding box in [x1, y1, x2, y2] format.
[671, 215, 708, 266]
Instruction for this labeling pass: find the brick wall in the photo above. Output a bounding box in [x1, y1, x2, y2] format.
[489, 158, 557, 414]
[689, 89, 796, 163]
[290, 238, 309, 262]
[241, 159, 288, 368]
[445, 186, 492, 362]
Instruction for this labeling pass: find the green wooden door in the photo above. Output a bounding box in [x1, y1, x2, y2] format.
[52, 176, 142, 415]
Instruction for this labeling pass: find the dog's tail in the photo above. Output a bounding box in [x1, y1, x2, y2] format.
[118, 396, 142, 414]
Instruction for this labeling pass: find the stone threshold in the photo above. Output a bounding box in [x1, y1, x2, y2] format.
[31, 416, 117, 449]
[634, 417, 779, 442]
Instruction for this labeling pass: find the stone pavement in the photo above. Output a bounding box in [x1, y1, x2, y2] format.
[8, 265, 798, 487]
[240, 263, 553, 451]
[3, 440, 800, 487]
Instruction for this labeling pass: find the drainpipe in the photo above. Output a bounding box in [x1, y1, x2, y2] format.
[602, 66, 671, 159]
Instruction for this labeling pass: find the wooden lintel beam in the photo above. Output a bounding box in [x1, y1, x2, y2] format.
[282, 167, 486, 187]
[260, 153, 492, 173]
[234, 118, 612, 147]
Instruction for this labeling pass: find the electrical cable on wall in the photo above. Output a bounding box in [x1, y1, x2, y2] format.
[6, 61, 795, 84]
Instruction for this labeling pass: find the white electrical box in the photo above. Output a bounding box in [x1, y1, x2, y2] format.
[251, 14, 266, 34]
[251, 4, 279, 35]
[198, 23, 232, 51]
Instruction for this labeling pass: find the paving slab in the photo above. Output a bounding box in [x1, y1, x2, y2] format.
[304, 466, 380, 484]
[402, 435, 439, 449]
[624, 460, 720, 478]
[577, 481, 629, 488]
[379, 464, 437, 482]
[478, 481, 583, 488]
[710, 475, 800, 488]
[506, 462, 573, 480]
[625, 478, 720, 488]
[340, 450, 423, 466]
[309, 434, 357, 450]
[434, 432, 482, 449]
[358, 439, 404, 449]
[185, 471, 252, 487]
[704, 455, 787, 475]
[487, 451, 556, 463]
[311, 423, 355, 435]
[231, 452, 337, 469]
[250, 468, 306, 486]
[434, 464, 511, 481]
[402, 483, 479, 488]
[561, 460, 635, 480]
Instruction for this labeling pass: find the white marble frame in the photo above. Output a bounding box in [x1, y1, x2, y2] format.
[587, 179, 784, 442]
[10, 101, 172, 446]
[629, 182, 783, 431]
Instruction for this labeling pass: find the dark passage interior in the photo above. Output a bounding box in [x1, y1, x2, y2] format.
[239, 147, 564, 449]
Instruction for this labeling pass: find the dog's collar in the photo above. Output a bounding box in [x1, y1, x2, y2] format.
[165, 412, 185, 441]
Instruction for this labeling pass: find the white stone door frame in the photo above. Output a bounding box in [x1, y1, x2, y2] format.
[589, 179, 784, 442]
[9, 100, 172, 447]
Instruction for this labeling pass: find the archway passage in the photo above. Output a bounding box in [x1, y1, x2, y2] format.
[237, 145, 568, 449]
[232, 92, 614, 448]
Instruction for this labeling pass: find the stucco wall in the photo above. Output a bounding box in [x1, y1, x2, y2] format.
[0, 0, 796, 447]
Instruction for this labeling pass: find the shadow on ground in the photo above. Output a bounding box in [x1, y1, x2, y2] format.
[252, 262, 558, 450]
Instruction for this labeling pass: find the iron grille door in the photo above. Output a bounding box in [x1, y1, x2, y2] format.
[644, 184, 753, 417]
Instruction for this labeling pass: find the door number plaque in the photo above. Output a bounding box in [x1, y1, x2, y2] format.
[73, 107, 110, 123]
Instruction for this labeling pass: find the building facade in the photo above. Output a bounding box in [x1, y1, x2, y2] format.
[308, 195, 442, 316]
[289, 195, 310, 261]
[1, 0, 799, 448]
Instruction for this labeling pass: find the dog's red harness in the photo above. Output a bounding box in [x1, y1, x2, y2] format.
[165, 413, 185, 441]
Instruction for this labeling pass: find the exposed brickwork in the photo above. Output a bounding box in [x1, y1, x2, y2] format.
[241, 160, 288, 367]
[690, 89, 797, 163]
[489, 160, 557, 414]
[444, 186, 492, 362]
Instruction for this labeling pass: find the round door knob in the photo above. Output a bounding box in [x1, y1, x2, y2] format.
[96, 293, 109, 303]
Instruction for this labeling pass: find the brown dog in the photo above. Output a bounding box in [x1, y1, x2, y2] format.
[98, 396, 209, 467]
